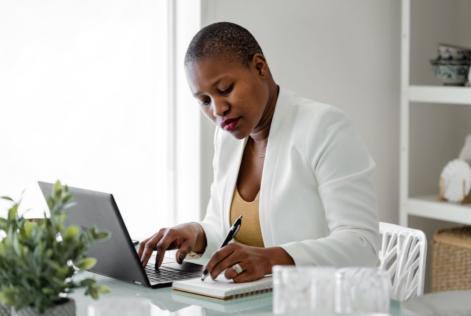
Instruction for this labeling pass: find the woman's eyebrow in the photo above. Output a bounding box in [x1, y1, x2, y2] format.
[193, 78, 226, 97]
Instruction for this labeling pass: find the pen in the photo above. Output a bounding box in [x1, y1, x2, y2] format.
[201, 215, 243, 281]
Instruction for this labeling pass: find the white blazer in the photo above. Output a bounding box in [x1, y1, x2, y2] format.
[199, 88, 379, 267]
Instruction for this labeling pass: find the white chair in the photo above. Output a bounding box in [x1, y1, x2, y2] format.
[379, 222, 427, 301]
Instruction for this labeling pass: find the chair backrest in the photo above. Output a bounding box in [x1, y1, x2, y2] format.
[379, 222, 427, 301]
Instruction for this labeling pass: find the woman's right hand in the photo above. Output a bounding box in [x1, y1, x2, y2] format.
[138, 222, 206, 268]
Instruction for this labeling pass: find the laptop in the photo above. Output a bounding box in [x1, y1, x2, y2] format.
[38, 182, 203, 288]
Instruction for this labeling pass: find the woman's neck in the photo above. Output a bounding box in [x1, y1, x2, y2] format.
[250, 83, 279, 143]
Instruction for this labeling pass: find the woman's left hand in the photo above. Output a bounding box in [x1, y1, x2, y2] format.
[205, 243, 294, 283]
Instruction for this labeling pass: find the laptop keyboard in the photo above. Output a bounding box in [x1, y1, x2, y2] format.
[144, 264, 201, 285]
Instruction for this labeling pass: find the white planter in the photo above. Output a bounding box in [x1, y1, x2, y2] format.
[12, 299, 75, 316]
[0, 304, 10, 316]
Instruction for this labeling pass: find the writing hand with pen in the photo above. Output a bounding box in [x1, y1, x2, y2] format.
[200, 215, 243, 281]
[138, 216, 294, 283]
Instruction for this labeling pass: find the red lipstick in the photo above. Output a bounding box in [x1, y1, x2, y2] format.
[221, 117, 240, 132]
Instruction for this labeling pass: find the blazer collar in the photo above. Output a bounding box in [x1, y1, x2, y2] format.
[266, 87, 292, 141]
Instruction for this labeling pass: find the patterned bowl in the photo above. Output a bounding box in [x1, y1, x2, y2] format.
[431, 59, 470, 86]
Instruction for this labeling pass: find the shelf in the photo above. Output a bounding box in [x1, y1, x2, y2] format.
[405, 195, 471, 225]
[407, 86, 471, 105]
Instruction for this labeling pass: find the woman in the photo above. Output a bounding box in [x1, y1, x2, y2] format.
[138, 22, 379, 283]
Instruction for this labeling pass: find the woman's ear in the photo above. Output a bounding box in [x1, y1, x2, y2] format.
[257, 64, 264, 76]
[252, 53, 267, 76]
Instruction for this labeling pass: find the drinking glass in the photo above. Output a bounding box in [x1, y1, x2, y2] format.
[335, 267, 391, 315]
[273, 266, 336, 315]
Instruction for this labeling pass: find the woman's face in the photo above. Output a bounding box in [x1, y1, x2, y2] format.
[185, 55, 270, 139]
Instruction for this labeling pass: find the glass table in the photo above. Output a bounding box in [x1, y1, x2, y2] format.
[71, 272, 403, 316]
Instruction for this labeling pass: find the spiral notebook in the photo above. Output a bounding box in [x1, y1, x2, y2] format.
[172, 275, 272, 300]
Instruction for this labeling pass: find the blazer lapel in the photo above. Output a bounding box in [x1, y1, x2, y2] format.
[259, 88, 292, 247]
[221, 137, 247, 231]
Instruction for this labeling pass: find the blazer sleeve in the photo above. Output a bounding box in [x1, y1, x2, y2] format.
[280, 107, 380, 267]
[198, 128, 226, 258]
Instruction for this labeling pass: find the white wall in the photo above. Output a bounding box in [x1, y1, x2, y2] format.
[174, 0, 203, 225]
[0, 0, 170, 240]
[199, 0, 401, 223]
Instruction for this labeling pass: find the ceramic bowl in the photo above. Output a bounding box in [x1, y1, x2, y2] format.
[438, 43, 471, 60]
[430, 59, 470, 85]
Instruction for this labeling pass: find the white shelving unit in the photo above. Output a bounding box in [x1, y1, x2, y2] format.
[408, 86, 471, 105]
[405, 196, 471, 225]
[400, 0, 471, 227]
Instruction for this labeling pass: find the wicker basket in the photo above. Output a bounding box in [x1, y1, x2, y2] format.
[431, 226, 471, 292]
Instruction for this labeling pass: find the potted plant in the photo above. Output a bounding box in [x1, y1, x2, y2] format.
[0, 181, 110, 315]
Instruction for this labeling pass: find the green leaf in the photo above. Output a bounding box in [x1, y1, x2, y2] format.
[79, 279, 95, 287]
[0, 196, 14, 202]
[97, 285, 110, 295]
[95, 231, 110, 240]
[0, 292, 6, 305]
[89, 287, 98, 299]
[53, 180, 63, 196]
[21, 221, 34, 238]
[41, 287, 54, 295]
[62, 201, 76, 210]
[88, 227, 110, 240]
[7, 204, 18, 221]
[77, 257, 97, 270]
[56, 212, 67, 224]
[0, 218, 7, 230]
[64, 225, 80, 241]
[0, 287, 18, 306]
[12, 235, 21, 256]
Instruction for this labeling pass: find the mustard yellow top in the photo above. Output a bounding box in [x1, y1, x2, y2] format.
[229, 188, 265, 248]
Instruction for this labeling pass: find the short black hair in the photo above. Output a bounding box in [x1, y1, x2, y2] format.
[184, 22, 263, 67]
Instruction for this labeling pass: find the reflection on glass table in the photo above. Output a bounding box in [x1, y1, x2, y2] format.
[401, 290, 471, 316]
[71, 272, 403, 316]
[88, 298, 156, 316]
[71, 272, 273, 316]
